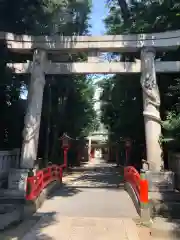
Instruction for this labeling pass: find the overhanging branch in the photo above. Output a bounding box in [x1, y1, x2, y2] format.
[117, 0, 131, 21]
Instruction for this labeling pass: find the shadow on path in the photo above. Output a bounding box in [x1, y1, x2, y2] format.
[0, 212, 57, 240]
[66, 165, 124, 189]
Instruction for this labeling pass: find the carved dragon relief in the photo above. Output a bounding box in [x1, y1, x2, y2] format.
[23, 115, 41, 142]
[140, 48, 160, 109]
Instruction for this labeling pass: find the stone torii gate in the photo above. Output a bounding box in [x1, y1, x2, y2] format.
[2, 30, 180, 193]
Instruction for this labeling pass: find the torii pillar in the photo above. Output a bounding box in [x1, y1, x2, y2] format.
[20, 49, 47, 169]
[140, 47, 162, 171]
[141, 47, 174, 191]
[8, 49, 47, 197]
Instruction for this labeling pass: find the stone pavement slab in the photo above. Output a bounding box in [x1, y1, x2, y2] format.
[22, 216, 139, 240]
[138, 226, 151, 240]
[38, 187, 139, 219]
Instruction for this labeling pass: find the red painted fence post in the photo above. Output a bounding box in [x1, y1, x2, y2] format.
[26, 177, 35, 200]
[63, 147, 68, 168]
[59, 167, 63, 182]
[140, 170, 150, 224]
[140, 179, 148, 204]
[48, 167, 51, 181]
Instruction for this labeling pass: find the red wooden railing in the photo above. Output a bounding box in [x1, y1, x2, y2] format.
[26, 164, 64, 200]
[124, 166, 148, 204]
[124, 166, 140, 197]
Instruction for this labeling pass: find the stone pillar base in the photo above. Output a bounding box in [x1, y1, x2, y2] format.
[145, 170, 174, 192]
[140, 205, 151, 226]
[8, 169, 29, 198]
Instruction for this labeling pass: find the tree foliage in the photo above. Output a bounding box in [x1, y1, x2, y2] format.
[101, 0, 180, 162]
[0, 0, 97, 167]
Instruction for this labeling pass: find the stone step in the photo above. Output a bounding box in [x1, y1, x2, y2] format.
[151, 217, 180, 239]
[149, 191, 180, 202]
[151, 200, 180, 219]
[0, 204, 24, 230]
[0, 198, 24, 205]
[0, 189, 25, 199]
[149, 191, 180, 219]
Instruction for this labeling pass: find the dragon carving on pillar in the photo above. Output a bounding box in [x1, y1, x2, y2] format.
[140, 48, 161, 121]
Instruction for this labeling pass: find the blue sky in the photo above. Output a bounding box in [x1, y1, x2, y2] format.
[88, 0, 113, 83]
[89, 0, 111, 110]
[89, 0, 107, 35]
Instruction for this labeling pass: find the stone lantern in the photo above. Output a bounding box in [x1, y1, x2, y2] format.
[60, 133, 71, 169]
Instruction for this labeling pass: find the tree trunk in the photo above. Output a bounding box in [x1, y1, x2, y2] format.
[50, 90, 68, 163]
[117, 0, 131, 21]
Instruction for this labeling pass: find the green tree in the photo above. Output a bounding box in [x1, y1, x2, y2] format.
[100, 0, 180, 166]
[0, 0, 97, 168]
[0, 0, 58, 149]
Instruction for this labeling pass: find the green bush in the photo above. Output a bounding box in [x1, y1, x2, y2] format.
[161, 111, 180, 152]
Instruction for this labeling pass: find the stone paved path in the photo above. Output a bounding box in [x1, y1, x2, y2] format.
[21, 161, 140, 240]
[1, 160, 142, 240]
[22, 216, 140, 240]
